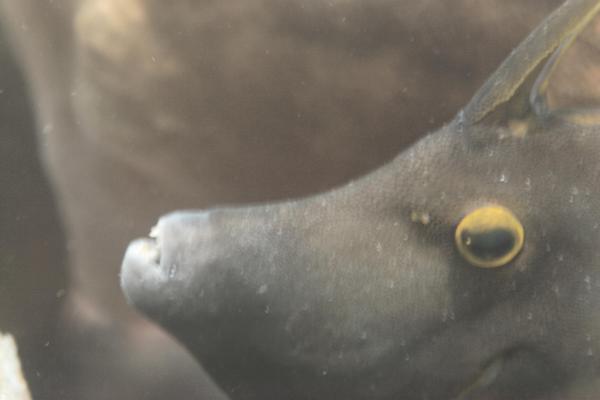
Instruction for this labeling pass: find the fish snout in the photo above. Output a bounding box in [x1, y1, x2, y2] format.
[121, 211, 222, 321]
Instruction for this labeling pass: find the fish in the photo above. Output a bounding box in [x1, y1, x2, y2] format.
[117, 0, 600, 398]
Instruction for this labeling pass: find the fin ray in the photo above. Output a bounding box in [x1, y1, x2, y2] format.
[461, 0, 600, 125]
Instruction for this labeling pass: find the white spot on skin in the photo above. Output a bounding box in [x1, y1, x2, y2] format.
[168, 264, 177, 279]
[442, 310, 455, 322]
[257, 284, 268, 295]
[410, 211, 430, 225]
[149, 225, 159, 238]
[42, 124, 54, 135]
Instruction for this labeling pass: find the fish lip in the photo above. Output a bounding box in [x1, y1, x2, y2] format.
[123, 237, 161, 270]
[120, 236, 169, 307]
[149, 223, 160, 240]
[121, 211, 212, 306]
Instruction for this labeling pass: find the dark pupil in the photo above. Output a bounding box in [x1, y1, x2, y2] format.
[461, 228, 515, 260]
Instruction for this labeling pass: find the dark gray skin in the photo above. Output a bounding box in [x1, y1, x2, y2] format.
[2, 1, 580, 399]
[122, 1, 600, 399]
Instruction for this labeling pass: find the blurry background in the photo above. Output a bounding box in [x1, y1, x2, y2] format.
[0, 21, 66, 393]
[1, 1, 599, 399]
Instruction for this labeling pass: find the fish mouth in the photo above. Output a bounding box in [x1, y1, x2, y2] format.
[120, 217, 176, 297]
[120, 224, 168, 309]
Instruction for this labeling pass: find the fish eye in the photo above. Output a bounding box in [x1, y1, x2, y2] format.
[455, 205, 524, 268]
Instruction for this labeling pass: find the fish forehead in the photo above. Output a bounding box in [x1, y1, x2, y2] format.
[386, 121, 600, 209]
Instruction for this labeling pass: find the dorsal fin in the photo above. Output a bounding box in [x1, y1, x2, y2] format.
[460, 0, 600, 127]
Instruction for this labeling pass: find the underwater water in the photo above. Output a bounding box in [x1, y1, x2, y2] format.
[1, 1, 600, 399]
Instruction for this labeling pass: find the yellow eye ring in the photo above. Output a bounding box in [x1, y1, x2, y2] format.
[455, 205, 524, 268]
